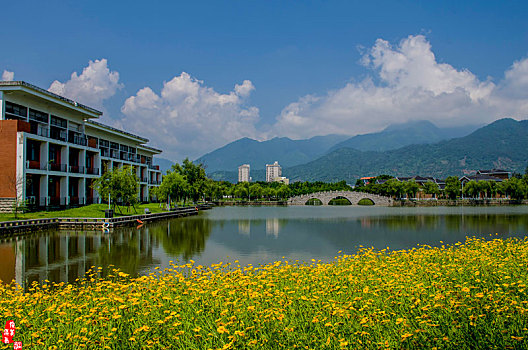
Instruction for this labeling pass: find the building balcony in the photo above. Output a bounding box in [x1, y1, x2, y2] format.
[69, 165, 85, 174]
[141, 177, 148, 182]
[48, 163, 67, 172]
[25, 160, 41, 170]
[86, 167, 99, 175]
[48, 196, 67, 206]
[69, 134, 88, 146]
[50, 129, 67, 142]
[29, 123, 49, 138]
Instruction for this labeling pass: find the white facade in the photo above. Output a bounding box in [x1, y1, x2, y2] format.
[0, 81, 162, 207]
[238, 164, 250, 183]
[266, 161, 282, 182]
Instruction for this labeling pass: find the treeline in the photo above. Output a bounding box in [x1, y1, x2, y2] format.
[153, 159, 352, 203]
[356, 175, 528, 200]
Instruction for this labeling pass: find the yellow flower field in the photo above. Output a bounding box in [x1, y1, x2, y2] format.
[1, 237, 527, 349]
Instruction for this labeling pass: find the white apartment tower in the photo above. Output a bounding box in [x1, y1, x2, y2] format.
[238, 164, 250, 183]
[266, 161, 282, 182]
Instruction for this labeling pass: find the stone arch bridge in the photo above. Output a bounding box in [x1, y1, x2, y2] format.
[288, 191, 393, 206]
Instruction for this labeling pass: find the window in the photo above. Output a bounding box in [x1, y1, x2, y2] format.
[99, 139, 110, 148]
[29, 109, 49, 123]
[5, 102, 27, 119]
[27, 140, 40, 162]
[50, 115, 67, 128]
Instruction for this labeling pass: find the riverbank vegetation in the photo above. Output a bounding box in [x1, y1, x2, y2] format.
[1, 237, 526, 349]
[356, 175, 528, 201]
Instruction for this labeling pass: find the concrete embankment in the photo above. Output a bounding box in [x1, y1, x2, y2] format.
[0, 204, 212, 237]
[393, 199, 528, 207]
[213, 201, 287, 206]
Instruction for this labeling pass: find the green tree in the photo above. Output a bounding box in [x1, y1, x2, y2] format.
[276, 185, 291, 199]
[249, 183, 263, 200]
[445, 176, 461, 200]
[463, 180, 479, 198]
[234, 184, 248, 199]
[171, 158, 207, 203]
[157, 171, 189, 206]
[422, 181, 440, 198]
[93, 165, 139, 213]
[404, 180, 419, 199]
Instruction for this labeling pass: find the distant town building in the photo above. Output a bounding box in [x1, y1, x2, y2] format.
[275, 176, 290, 185]
[266, 161, 282, 182]
[476, 169, 510, 180]
[238, 164, 250, 182]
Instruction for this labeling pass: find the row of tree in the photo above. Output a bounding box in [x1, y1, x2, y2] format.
[93, 159, 528, 206]
[356, 175, 528, 200]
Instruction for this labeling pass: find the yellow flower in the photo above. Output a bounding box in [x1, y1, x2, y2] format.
[217, 325, 229, 334]
[401, 333, 413, 340]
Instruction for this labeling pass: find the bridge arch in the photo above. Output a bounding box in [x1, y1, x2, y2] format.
[287, 191, 392, 206]
[305, 198, 323, 205]
[328, 196, 352, 205]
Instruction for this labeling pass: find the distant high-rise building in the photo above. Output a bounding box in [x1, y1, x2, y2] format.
[238, 164, 250, 182]
[266, 161, 282, 182]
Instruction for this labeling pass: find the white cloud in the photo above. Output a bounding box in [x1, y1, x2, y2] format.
[2, 70, 14, 81]
[120, 72, 259, 161]
[273, 35, 528, 139]
[235, 80, 255, 97]
[48, 59, 122, 110]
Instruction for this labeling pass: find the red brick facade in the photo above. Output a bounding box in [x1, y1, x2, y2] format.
[0, 120, 28, 197]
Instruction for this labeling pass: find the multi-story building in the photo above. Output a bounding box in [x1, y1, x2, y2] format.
[238, 164, 250, 183]
[266, 161, 282, 182]
[0, 81, 162, 210]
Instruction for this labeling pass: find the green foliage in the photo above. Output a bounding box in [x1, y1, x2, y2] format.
[357, 198, 375, 205]
[404, 180, 420, 198]
[445, 176, 461, 200]
[93, 165, 139, 206]
[157, 171, 189, 204]
[422, 181, 440, 197]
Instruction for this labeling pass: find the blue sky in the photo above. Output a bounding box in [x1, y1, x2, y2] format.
[2, 1, 528, 161]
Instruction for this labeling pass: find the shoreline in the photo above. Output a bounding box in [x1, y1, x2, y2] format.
[0, 204, 212, 236]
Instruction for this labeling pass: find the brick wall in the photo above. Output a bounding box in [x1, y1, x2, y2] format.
[0, 120, 25, 197]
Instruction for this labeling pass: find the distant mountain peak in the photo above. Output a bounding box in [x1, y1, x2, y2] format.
[383, 120, 438, 132]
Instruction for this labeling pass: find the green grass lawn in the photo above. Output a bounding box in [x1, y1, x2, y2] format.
[0, 202, 192, 222]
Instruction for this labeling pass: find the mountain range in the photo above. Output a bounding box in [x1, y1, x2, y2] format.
[328, 120, 479, 152]
[195, 134, 349, 172]
[286, 118, 528, 182]
[205, 118, 528, 183]
[195, 120, 479, 173]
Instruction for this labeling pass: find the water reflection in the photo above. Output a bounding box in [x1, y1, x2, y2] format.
[266, 218, 280, 238]
[0, 217, 212, 289]
[2, 206, 528, 287]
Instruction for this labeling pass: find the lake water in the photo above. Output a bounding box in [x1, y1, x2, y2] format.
[2, 205, 528, 288]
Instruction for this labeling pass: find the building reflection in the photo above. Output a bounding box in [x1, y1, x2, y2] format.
[0, 217, 212, 289]
[238, 220, 251, 236]
[266, 218, 280, 238]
